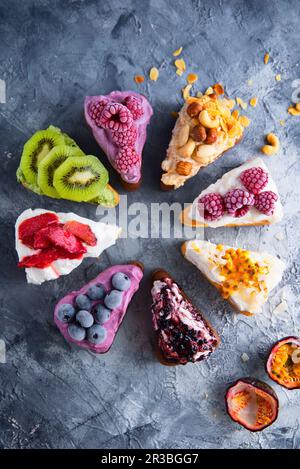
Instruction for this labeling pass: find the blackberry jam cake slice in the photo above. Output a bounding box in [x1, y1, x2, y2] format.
[85, 91, 153, 191]
[161, 85, 248, 190]
[181, 157, 283, 227]
[151, 270, 220, 365]
[182, 240, 285, 316]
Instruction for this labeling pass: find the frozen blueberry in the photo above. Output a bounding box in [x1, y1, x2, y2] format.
[68, 324, 86, 342]
[95, 304, 111, 325]
[76, 310, 94, 328]
[111, 272, 131, 291]
[87, 324, 107, 345]
[87, 283, 106, 300]
[104, 290, 123, 309]
[57, 303, 75, 323]
[75, 294, 92, 311]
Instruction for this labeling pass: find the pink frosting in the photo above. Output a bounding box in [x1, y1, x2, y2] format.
[54, 264, 143, 353]
[84, 90, 153, 184]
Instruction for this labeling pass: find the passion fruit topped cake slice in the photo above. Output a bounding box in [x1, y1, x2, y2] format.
[54, 262, 144, 353]
[161, 84, 248, 190]
[266, 337, 300, 390]
[181, 157, 283, 228]
[182, 240, 285, 316]
[15, 208, 121, 285]
[226, 378, 279, 432]
[151, 269, 220, 365]
[85, 90, 153, 190]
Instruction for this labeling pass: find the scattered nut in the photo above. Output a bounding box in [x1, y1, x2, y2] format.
[238, 115, 251, 127]
[176, 124, 190, 147]
[249, 97, 258, 107]
[288, 105, 300, 116]
[264, 53, 270, 64]
[173, 46, 183, 57]
[176, 161, 193, 176]
[261, 133, 280, 156]
[186, 102, 203, 118]
[208, 93, 217, 100]
[205, 128, 218, 144]
[149, 67, 159, 81]
[174, 58, 186, 72]
[192, 144, 216, 164]
[177, 138, 196, 158]
[199, 110, 219, 128]
[275, 74, 281, 82]
[205, 86, 214, 95]
[190, 124, 207, 142]
[213, 83, 224, 95]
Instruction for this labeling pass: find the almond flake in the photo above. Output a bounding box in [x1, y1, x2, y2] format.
[250, 97, 258, 107]
[264, 53, 270, 65]
[176, 69, 183, 77]
[187, 73, 198, 84]
[182, 84, 192, 100]
[196, 91, 203, 98]
[232, 109, 240, 120]
[275, 74, 281, 82]
[149, 67, 159, 81]
[213, 83, 224, 95]
[205, 86, 214, 95]
[273, 300, 288, 316]
[173, 47, 183, 57]
[134, 75, 145, 84]
[241, 353, 249, 362]
[238, 115, 251, 127]
[174, 58, 186, 72]
[236, 97, 248, 110]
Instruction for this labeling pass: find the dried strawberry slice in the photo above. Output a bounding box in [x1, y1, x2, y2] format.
[64, 220, 97, 246]
[18, 212, 59, 248]
[33, 225, 87, 255]
[18, 246, 85, 269]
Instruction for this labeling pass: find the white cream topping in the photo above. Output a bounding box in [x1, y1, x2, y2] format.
[188, 157, 283, 227]
[183, 240, 285, 314]
[15, 208, 121, 285]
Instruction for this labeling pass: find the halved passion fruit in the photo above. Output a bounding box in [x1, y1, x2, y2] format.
[266, 336, 300, 390]
[225, 378, 279, 431]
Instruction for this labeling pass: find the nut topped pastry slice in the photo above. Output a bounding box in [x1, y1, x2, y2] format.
[161, 84, 248, 190]
[182, 240, 285, 316]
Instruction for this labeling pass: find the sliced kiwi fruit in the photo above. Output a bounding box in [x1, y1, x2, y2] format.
[91, 183, 120, 207]
[20, 127, 65, 185]
[37, 145, 84, 198]
[53, 155, 109, 202]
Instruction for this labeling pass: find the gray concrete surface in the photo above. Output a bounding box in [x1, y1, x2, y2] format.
[0, 0, 299, 449]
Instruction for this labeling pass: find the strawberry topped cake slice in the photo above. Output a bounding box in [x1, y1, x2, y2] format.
[182, 240, 285, 316]
[161, 84, 248, 190]
[15, 209, 121, 285]
[181, 157, 283, 227]
[85, 91, 153, 190]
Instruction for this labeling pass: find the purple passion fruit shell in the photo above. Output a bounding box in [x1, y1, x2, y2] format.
[266, 336, 300, 390]
[225, 377, 279, 432]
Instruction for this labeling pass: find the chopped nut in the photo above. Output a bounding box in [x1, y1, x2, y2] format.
[205, 128, 218, 144]
[182, 84, 192, 100]
[173, 46, 183, 57]
[225, 99, 235, 109]
[186, 101, 203, 118]
[176, 69, 183, 77]
[264, 53, 270, 65]
[176, 161, 193, 176]
[275, 74, 281, 82]
[190, 124, 207, 142]
[175, 58, 186, 72]
[238, 115, 251, 127]
[187, 73, 198, 84]
[149, 67, 159, 81]
[236, 97, 248, 110]
[134, 75, 144, 84]
[250, 97, 258, 107]
[213, 83, 224, 95]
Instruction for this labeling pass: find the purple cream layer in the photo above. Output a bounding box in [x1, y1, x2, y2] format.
[84, 90, 153, 184]
[151, 277, 219, 364]
[54, 264, 143, 353]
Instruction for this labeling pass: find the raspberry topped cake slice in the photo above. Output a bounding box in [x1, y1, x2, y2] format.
[181, 157, 283, 227]
[151, 270, 220, 365]
[85, 91, 153, 190]
[161, 85, 248, 190]
[182, 240, 285, 316]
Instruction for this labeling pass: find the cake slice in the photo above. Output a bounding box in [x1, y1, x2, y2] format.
[16, 208, 121, 285]
[151, 270, 220, 365]
[182, 240, 285, 316]
[85, 90, 153, 190]
[161, 85, 248, 190]
[54, 262, 144, 353]
[181, 157, 283, 227]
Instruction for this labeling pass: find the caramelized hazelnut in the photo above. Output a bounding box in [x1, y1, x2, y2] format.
[208, 93, 217, 100]
[190, 124, 207, 142]
[205, 128, 218, 144]
[186, 102, 203, 118]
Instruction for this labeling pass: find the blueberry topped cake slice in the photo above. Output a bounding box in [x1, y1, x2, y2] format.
[161, 84, 249, 190]
[181, 157, 283, 227]
[151, 270, 220, 365]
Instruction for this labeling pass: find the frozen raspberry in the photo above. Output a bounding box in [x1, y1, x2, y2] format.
[123, 95, 144, 120]
[88, 98, 109, 126]
[115, 147, 140, 173]
[111, 125, 137, 147]
[254, 191, 278, 215]
[199, 193, 225, 221]
[99, 102, 133, 132]
[240, 166, 269, 195]
[224, 188, 255, 217]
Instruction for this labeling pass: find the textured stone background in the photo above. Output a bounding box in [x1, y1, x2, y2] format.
[0, 0, 299, 449]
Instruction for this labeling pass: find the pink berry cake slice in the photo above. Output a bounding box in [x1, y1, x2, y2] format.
[181, 157, 283, 228]
[54, 262, 144, 353]
[85, 91, 153, 190]
[151, 269, 220, 365]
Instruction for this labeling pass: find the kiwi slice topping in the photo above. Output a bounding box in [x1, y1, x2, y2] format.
[91, 184, 120, 207]
[53, 155, 109, 202]
[20, 128, 65, 185]
[37, 145, 84, 198]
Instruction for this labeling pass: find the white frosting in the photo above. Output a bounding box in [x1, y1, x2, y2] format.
[183, 240, 285, 314]
[188, 157, 283, 227]
[15, 208, 121, 285]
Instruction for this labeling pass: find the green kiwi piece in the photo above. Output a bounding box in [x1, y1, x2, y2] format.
[91, 184, 119, 208]
[53, 155, 109, 202]
[20, 127, 65, 185]
[37, 145, 84, 198]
